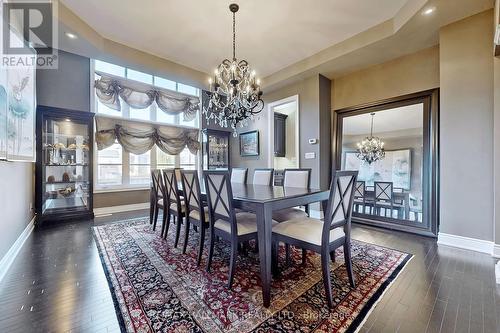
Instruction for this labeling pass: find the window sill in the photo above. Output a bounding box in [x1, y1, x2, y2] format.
[94, 186, 150, 194]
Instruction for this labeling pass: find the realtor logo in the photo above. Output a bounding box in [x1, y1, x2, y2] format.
[1, 0, 58, 68]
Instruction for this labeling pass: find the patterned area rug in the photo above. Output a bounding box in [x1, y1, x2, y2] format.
[93, 217, 412, 333]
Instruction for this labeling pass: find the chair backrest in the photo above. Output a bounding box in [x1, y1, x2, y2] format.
[180, 170, 203, 218]
[151, 169, 162, 199]
[354, 181, 365, 199]
[204, 171, 237, 234]
[253, 168, 274, 186]
[174, 168, 183, 185]
[374, 181, 393, 201]
[231, 168, 248, 184]
[322, 170, 358, 244]
[283, 168, 311, 188]
[162, 169, 182, 210]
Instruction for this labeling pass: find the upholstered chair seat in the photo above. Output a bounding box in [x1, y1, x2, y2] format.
[170, 202, 186, 213]
[189, 206, 209, 222]
[272, 217, 344, 246]
[272, 207, 308, 222]
[214, 212, 278, 236]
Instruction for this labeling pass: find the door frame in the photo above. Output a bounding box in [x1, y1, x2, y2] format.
[267, 95, 300, 168]
[332, 89, 439, 237]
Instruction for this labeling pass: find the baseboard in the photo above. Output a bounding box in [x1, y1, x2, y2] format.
[437, 232, 494, 255]
[493, 244, 500, 258]
[94, 203, 149, 216]
[0, 216, 35, 283]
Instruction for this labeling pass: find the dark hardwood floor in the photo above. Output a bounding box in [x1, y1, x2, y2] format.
[0, 210, 498, 333]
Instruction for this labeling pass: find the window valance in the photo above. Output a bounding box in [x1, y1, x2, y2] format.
[94, 72, 200, 122]
[95, 116, 200, 155]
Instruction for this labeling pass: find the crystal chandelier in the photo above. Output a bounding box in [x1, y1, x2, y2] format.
[204, 3, 264, 136]
[356, 113, 385, 164]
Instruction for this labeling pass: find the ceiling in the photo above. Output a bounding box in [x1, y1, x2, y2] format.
[60, 0, 410, 78]
[343, 103, 423, 136]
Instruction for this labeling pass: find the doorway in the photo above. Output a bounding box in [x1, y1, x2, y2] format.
[334, 90, 439, 237]
[267, 95, 300, 170]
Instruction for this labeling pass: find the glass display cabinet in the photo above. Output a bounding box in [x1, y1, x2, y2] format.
[202, 129, 231, 170]
[35, 106, 94, 224]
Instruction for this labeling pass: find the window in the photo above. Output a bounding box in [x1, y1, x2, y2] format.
[157, 148, 176, 169]
[179, 148, 196, 170]
[97, 144, 122, 186]
[130, 151, 151, 185]
[93, 60, 201, 190]
[94, 59, 200, 128]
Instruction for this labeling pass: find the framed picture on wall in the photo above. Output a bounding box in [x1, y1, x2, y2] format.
[5, 27, 37, 162]
[239, 130, 259, 156]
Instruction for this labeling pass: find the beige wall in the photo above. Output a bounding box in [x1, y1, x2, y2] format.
[231, 75, 332, 193]
[0, 162, 34, 259]
[332, 46, 440, 110]
[439, 10, 494, 241]
[494, 1, 500, 252]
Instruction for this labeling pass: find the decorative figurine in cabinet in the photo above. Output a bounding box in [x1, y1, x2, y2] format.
[202, 129, 231, 170]
[35, 106, 95, 224]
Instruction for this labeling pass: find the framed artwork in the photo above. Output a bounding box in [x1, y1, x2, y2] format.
[5, 28, 37, 162]
[343, 149, 412, 190]
[239, 130, 259, 156]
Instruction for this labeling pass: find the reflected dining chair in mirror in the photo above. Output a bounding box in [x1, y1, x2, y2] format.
[180, 170, 208, 265]
[353, 180, 366, 214]
[271, 170, 358, 308]
[150, 169, 163, 229]
[230, 167, 248, 184]
[252, 168, 274, 186]
[204, 171, 278, 289]
[162, 169, 186, 247]
[374, 181, 399, 218]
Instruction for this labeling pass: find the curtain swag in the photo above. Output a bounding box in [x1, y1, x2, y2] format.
[95, 116, 200, 155]
[94, 74, 200, 122]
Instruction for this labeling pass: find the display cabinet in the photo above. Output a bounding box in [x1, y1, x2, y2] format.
[35, 106, 95, 224]
[202, 129, 231, 170]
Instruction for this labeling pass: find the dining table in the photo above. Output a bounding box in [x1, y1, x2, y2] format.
[180, 181, 330, 308]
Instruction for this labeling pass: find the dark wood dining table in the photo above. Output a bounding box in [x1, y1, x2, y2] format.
[179, 182, 330, 307]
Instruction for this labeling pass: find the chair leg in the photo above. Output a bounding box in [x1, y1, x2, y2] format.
[272, 241, 280, 277]
[206, 229, 215, 272]
[285, 244, 291, 266]
[330, 250, 336, 263]
[152, 205, 159, 231]
[149, 200, 155, 224]
[174, 214, 182, 248]
[344, 241, 356, 288]
[197, 225, 206, 266]
[321, 248, 334, 308]
[182, 218, 191, 254]
[161, 209, 168, 238]
[302, 248, 307, 266]
[227, 237, 238, 289]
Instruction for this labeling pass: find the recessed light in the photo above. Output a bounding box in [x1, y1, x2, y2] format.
[65, 32, 77, 39]
[422, 7, 435, 16]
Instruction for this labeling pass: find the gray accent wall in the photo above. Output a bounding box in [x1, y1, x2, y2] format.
[37, 50, 91, 112]
[230, 74, 332, 196]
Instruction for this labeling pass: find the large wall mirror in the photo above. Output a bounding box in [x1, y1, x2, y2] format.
[333, 90, 439, 237]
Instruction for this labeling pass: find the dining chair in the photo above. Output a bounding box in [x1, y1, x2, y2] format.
[353, 181, 366, 214]
[161, 169, 186, 247]
[252, 168, 274, 186]
[230, 167, 248, 184]
[204, 170, 278, 289]
[374, 181, 394, 217]
[150, 169, 163, 229]
[271, 170, 358, 308]
[180, 170, 208, 265]
[272, 168, 312, 222]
